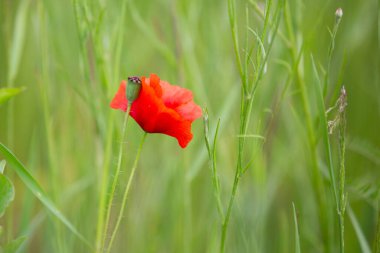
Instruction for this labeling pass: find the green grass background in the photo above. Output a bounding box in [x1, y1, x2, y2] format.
[1, 0, 379, 252]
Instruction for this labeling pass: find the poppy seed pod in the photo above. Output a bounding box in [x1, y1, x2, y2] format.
[126, 76, 142, 103]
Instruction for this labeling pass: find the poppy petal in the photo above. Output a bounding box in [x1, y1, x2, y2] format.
[110, 81, 128, 112]
[160, 80, 193, 108]
[159, 80, 202, 121]
[130, 82, 162, 132]
[176, 102, 203, 121]
[146, 74, 163, 97]
[155, 111, 193, 148]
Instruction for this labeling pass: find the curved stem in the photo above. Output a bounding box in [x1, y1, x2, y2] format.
[101, 106, 131, 251]
[106, 132, 147, 253]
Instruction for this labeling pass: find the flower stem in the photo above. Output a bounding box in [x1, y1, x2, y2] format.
[220, 165, 240, 253]
[95, 112, 115, 252]
[106, 132, 147, 253]
[338, 98, 347, 253]
[220, 95, 253, 252]
[101, 105, 131, 252]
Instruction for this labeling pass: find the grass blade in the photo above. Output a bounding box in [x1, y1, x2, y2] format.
[347, 206, 371, 253]
[3, 236, 27, 253]
[7, 0, 30, 85]
[204, 112, 224, 221]
[186, 85, 239, 181]
[0, 169, 15, 217]
[375, 204, 380, 253]
[292, 202, 301, 253]
[0, 87, 25, 106]
[0, 160, 5, 173]
[0, 143, 91, 248]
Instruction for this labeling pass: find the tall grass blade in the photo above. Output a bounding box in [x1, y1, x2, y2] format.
[0, 143, 91, 248]
[187, 85, 239, 181]
[0, 160, 5, 173]
[0, 168, 15, 217]
[204, 112, 224, 221]
[0, 87, 25, 106]
[311, 55, 339, 205]
[347, 206, 371, 253]
[375, 205, 380, 253]
[7, 0, 30, 85]
[292, 202, 301, 253]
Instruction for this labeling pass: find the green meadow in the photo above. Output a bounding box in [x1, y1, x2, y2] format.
[1, 0, 379, 252]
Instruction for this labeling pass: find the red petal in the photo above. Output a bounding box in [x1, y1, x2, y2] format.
[129, 81, 162, 132]
[146, 73, 163, 97]
[159, 80, 202, 121]
[176, 102, 203, 121]
[155, 111, 193, 148]
[110, 81, 129, 111]
[160, 80, 192, 107]
[130, 80, 193, 148]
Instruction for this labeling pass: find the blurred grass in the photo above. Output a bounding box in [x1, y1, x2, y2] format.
[0, 0, 379, 252]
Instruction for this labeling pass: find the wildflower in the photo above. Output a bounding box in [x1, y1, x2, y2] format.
[110, 74, 202, 148]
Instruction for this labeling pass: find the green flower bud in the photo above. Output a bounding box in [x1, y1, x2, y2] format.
[126, 76, 142, 103]
[335, 8, 343, 20]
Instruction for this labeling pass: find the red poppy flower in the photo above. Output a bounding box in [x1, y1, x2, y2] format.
[110, 74, 202, 148]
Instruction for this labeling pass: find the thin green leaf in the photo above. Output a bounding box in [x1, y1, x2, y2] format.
[310, 54, 339, 206]
[0, 160, 5, 174]
[292, 202, 301, 253]
[7, 0, 30, 85]
[204, 114, 224, 221]
[0, 143, 92, 248]
[375, 205, 380, 253]
[236, 134, 266, 141]
[3, 236, 27, 253]
[0, 87, 25, 106]
[186, 85, 240, 181]
[347, 206, 372, 253]
[0, 174, 15, 217]
[247, 28, 266, 63]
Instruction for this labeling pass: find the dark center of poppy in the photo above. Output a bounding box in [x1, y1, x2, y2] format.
[128, 76, 141, 84]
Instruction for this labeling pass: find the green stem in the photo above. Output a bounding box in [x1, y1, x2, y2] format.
[95, 112, 115, 252]
[101, 106, 131, 251]
[220, 96, 252, 253]
[106, 132, 147, 253]
[286, 1, 330, 247]
[228, 0, 247, 95]
[212, 121, 224, 221]
[220, 163, 240, 253]
[375, 203, 380, 253]
[204, 116, 224, 221]
[324, 16, 342, 97]
[338, 104, 347, 253]
[219, 1, 246, 248]
[296, 57, 330, 252]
